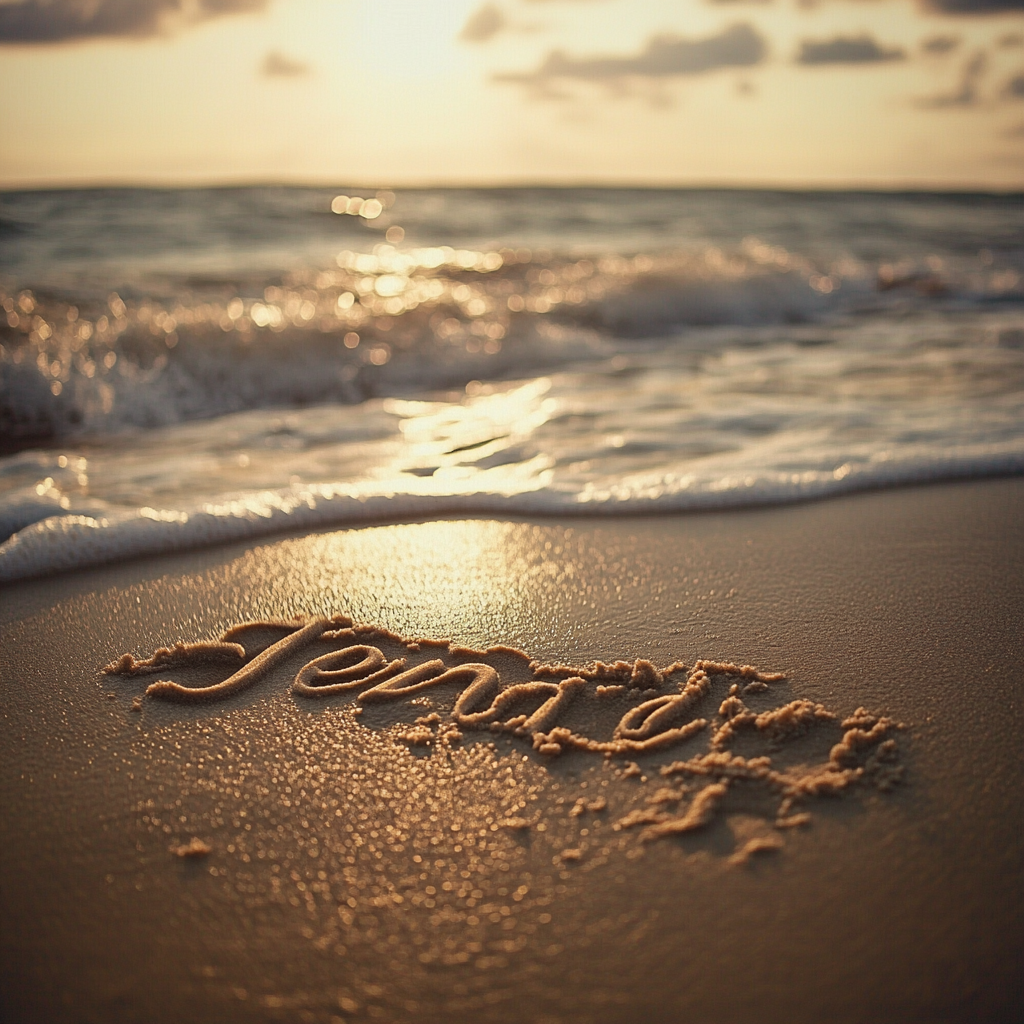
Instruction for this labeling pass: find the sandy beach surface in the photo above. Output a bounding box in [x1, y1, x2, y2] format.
[2, 477, 1023, 1024]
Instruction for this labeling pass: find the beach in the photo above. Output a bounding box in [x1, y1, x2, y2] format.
[3, 476, 1022, 1023]
[3, 0, 1024, 1014]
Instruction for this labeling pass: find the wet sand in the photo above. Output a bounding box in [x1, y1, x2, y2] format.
[2, 478, 1023, 1024]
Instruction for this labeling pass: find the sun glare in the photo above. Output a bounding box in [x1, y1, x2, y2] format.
[350, 0, 473, 83]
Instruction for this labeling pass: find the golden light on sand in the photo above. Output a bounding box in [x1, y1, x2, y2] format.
[319, 521, 527, 636]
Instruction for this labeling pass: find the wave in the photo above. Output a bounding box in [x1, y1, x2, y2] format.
[2, 441, 1023, 584]
[3, 243, 1021, 442]
[2, 188, 1022, 582]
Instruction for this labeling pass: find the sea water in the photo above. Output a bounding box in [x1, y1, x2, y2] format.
[1, 187, 1022, 582]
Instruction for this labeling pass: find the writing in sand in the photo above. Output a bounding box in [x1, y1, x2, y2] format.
[104, 615, 905, 845]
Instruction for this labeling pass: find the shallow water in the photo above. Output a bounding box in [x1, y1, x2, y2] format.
[1, 187, 1022, 580]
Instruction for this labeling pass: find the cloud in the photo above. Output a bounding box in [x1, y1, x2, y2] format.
[796, 34, 905, 64]
[0, 0, 267, 45]
[918, 50, 986, 105]
[795, 0, 1024, 15]
[921, 0, 1024, 13]
[459, 3, 505, 43]
[1004, 72, 1024, 97]
[495, 23, 766, 89]
[921, 34, 961, 54]
[261, 50, 308, 77]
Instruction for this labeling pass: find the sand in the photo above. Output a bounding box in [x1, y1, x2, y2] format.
[2, 477, 1023, 1024]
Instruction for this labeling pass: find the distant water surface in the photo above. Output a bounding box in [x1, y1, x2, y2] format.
[1, 187, 1022, 581]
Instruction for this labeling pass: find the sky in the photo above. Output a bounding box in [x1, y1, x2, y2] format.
[0, 0, 1022, 188]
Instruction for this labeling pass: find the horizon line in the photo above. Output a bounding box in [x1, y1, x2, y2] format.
[3, 175, 1023, 195]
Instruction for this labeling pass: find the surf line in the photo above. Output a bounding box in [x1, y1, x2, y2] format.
[103, 614, 788, 757]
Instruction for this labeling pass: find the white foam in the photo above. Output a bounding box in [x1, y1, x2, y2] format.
[2, 443, 1023, 584]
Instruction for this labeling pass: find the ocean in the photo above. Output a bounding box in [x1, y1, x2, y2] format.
[1, 186, 1022, 582]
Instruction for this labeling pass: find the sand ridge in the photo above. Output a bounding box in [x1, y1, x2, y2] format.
[84, 610, 912, 1010]
[104, 614, 906, 847]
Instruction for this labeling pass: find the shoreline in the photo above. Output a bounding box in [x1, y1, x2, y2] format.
[4, 469, 1024, 588]
[2, 477, 1023, 1023]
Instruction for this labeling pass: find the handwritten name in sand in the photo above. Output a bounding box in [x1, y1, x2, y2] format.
[104, 615, 905, 845]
